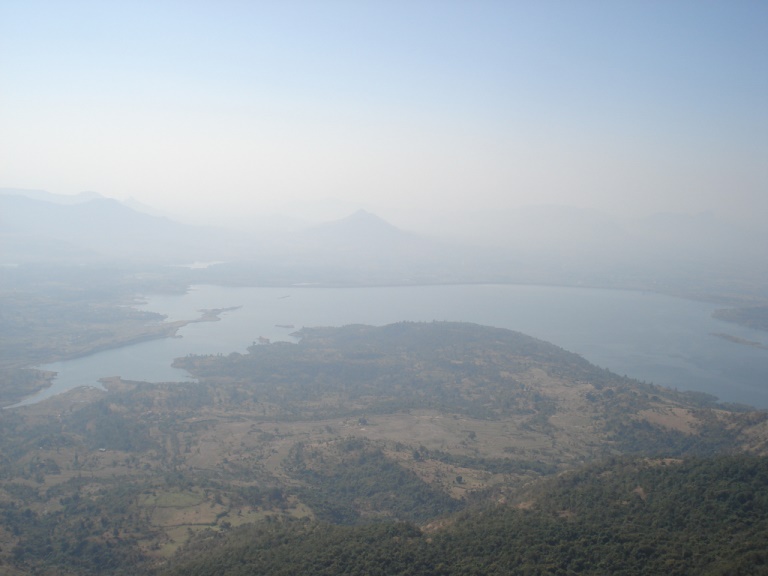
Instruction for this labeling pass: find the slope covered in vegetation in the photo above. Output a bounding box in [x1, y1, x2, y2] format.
[163, 455, 768, 575]
[1, 322, 766, 574]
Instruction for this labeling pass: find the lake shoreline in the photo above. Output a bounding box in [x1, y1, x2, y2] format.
[9, 283, 768, 409]
[5, 307, 240, 409]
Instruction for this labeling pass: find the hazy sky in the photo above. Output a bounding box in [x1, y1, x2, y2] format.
[2, 0, 766, 228]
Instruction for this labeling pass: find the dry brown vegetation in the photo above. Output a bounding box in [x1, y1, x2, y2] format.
[1, 321, 766, 573]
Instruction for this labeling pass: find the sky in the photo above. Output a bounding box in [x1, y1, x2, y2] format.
[1, 0, 767, 230]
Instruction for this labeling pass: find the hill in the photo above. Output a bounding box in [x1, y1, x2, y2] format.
[174, 321, 766, 460]
[195, 210, 494, 286]
[163, 454, 768, 575]
[304, 209, 408, 245]
[2, 322, 767, 574]
[0, 193, 239, 265]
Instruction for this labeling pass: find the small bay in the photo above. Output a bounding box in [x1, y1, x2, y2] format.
[15, 284, 768, 408]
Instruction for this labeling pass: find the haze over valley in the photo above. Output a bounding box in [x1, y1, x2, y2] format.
[2, 186, 768, 573]
[3, 188, 768, 301]
[2, 1, 768, 574]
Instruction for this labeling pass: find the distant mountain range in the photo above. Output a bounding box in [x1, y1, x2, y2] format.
[0, 191, 462, 281]
[0, 192, 229, 264]
[2, 189, 766, 301]
[0, 188, 106, 205]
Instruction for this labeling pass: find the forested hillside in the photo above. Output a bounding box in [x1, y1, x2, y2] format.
[1, 322, 766, 574]
[163, 455, 768, 575]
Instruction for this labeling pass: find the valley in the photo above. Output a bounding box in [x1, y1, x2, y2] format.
[4, 1, 768, 570]
[1, 191, 768, 574]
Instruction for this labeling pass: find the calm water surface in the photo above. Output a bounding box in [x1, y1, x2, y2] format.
[13, 284, 768, 408]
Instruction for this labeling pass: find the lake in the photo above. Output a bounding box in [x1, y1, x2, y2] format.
[13, 284, 768, 408]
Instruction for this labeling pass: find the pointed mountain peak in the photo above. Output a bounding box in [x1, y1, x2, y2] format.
[346, 208, 376, 219]
[311, 209, 400, 233]
[337, 209, 396, 227]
